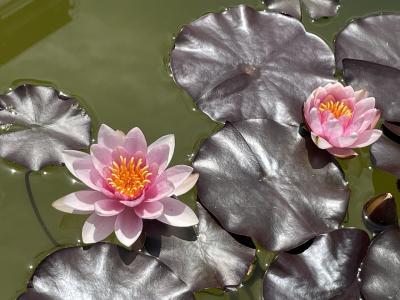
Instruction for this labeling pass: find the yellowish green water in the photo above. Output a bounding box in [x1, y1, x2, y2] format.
[0, 0, 399, 299]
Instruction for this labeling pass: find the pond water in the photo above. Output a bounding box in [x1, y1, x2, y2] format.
[0, 0, 399, 299]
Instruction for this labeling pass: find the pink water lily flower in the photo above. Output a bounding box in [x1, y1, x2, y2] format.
[304, 82, 382, 158]
[53, 124, 199, 247]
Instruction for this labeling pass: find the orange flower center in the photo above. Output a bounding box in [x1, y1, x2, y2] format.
[319, 97, 352, 119]
[107, 156, 152, 199]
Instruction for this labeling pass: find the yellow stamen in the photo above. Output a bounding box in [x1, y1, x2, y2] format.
[107, 156, 152, 199]
[319, 96, 352, 119]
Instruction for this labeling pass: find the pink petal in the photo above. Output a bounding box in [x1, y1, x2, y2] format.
[162, 165, 193, 188]
[134, 201, 164, 219]
[124, 127, 147, 154]
[157, 197, 198, 227]
[351, 129, 383, 148]
[354, 89, 368, 101]
[370, 110, 381, 129]
[146, 144, 170, 173]
[62, 150, 104, 192]
[147, 134, 175, 172]
[145, 179, 175, 202]
[307, 107, 323, 135]
[52, 190, 107, 214]
[98, 124, 125, 150]
[328, 82, 354, 100]
[115, 208, 143, 247]
[355, 109, 379, 134]
[323, 119, 344, 140]
[90, 144, 112, 177]
[327, 148, 358, 158]
[174, 173, 199, 196]
[331, 133, 358, 148]
[311, 133, 332, 149]
[353, 97, 376, 120]
[120, 197, 145, 207]
[95, 200, 125, 216]
[82, 213, 117, 244]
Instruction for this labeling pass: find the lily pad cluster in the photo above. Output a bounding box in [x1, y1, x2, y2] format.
[335, 14, 400, 179]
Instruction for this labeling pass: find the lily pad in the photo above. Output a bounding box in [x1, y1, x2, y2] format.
[193, 118, 349, 251]
[170, 5, 335, 126]
[0, 84, 91, 170]
[370, 133, 400, 178]
[362, 193, 398, 234]
[360, 228, 400, 300]
[145, 202, 255, 292]
[18, 243, 194, 300]
[265, 0, 340, 20]
[263, 229, 369, 300]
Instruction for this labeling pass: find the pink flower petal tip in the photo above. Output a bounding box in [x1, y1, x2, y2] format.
[52, 124, 199, 247]
[304, 82, 382, 158]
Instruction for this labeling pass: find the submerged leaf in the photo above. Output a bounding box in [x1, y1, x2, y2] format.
[194, 118, 349, 251]
[265, 0, 340, 20]
[263, 229, 369, 300]
[170, 5, 335, 126]
[360, 228, 400, 300]
[145, 202, 255, 292]
[362, 193, 398, 234]
[19, 243, 194, 300]
[0, 84, 91, 170]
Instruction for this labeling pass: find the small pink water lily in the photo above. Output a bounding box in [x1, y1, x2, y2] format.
[303, 82, 382, 158]
[52, 124, 199, 247]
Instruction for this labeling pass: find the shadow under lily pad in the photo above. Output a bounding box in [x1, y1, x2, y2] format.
[0, 84, 91, 171]
[18, 243, 194, 300]
[170, 5, 335, 126]
[194, 118, 349, 252]
[144, 202, 255, 292]
[263, 229, 369, 300]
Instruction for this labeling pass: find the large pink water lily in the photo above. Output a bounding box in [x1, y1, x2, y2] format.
[304, 82, 382, 158]
[52, 124, 199, 247]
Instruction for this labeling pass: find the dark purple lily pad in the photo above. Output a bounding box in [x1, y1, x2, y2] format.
[265, 0, 340, 20]
[19, 243, 194, 300]
[371, 134, 400, 178]
[193, 118, 349, 251]
[170, 5, 335, 126]
[360, 228, 400, 300]
[144, 202, 255, 292]
[335, 14, 400, 122]
[0, 84, 91, 170]
[362, 193, 398, 234]
[263, 229, 369, 300]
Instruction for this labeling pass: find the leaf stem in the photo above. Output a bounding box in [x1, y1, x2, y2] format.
[25, 170, 59, 247]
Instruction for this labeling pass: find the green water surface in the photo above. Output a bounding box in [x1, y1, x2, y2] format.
[0, 0, 399, 299]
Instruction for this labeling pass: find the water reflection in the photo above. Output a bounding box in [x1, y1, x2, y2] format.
[0, 0, 72, 65]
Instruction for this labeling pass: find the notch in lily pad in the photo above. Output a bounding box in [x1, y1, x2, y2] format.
[362, 193, 398, 234]
[0, 84, 91, 171]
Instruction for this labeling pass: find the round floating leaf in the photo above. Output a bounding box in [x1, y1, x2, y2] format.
[360, 228, 400, 300]
[265, 0, 340, 20]
[362, 193, 398, 234]
[170, 5, 335, 126]
[194, 118, 349, 251]
[145, 202, 255, 292]
[0, 84, 91, 170]
[263, 229, 369, 300]
[371, 134, 400, 178]
[19, 243, 194, 300]
[335, 15, 400, 122]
